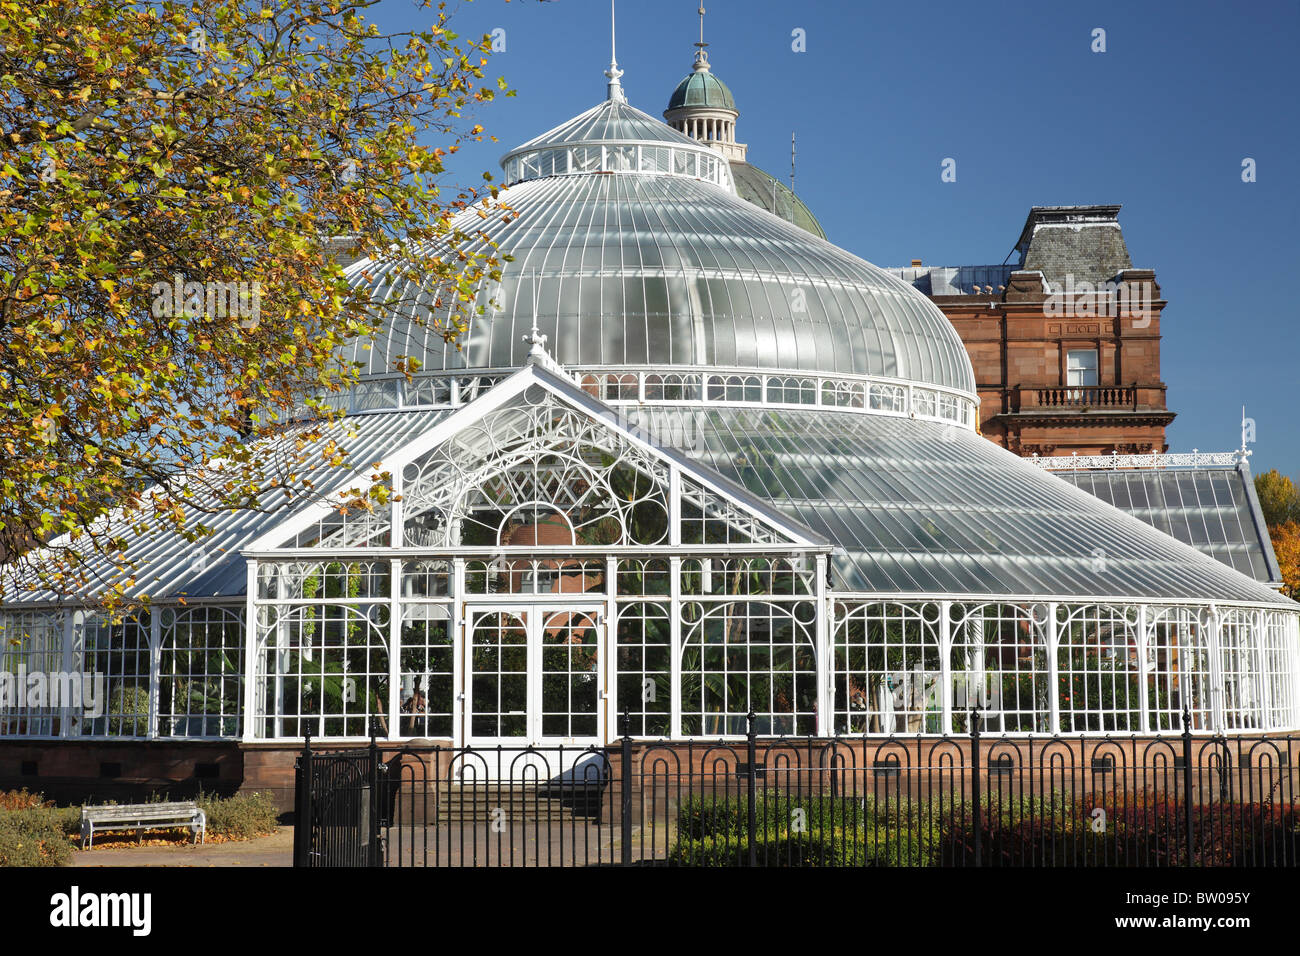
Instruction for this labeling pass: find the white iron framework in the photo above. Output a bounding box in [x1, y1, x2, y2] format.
[2, 364, 1297, 744]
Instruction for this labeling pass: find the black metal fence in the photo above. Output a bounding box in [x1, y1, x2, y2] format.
[294, 710, 1299, 867]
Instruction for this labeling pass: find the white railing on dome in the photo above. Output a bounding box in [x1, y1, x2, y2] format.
[298, 366, 980, 430]
[501, 141, 735, 191]
[1030, 451, 1248, 471]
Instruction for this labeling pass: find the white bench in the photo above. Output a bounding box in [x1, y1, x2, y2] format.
[80, 801, 206, 849]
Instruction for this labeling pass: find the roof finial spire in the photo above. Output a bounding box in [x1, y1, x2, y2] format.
[693, 4, 710, 71]
[790, 131, 796, 192]
[605, 0, 625, 102]
[522, 271, 550, 361]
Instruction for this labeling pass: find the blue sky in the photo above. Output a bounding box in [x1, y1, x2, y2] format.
[379, 0, 1299, 478]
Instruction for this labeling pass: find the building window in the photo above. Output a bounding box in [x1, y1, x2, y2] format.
[1056, 605, 1141, 733]
[833, 602, 942, 734]
[950, 604, 1050, 734]
[680, 598, 818, 737]
[1066, 349, 1099, 387]
[159, 606, 244, 738]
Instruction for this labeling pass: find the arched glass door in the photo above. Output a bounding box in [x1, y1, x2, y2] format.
[466, 604, 603, 745]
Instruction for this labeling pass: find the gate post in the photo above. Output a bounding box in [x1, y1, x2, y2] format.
[970, 706, 982, 867]
[368, 726, 383, 867]
[746, 711, 758, 868]
[1181, 707, 1194, 866]
[620, 709, 632, 867]
[293, 731, 313, 868]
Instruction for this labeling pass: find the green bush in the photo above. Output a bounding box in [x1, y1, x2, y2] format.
[676, 790, 869, 840]
[669, 827, 930, 867]
[0, 791, 81, 840]
[671, 790, 935, 866]
[195, 791, 279, 840]
[0, 812, 72, 866]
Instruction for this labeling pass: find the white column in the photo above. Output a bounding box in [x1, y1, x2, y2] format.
[668, 467, 682, 546]
[1254, 609, 1271, 730]
[605, 554, 617, 743]
[814, 554, 831, 737]
[387, 557, 401, 740]
[1136, 604, 1151, 734]
[60, 609, 77, 738]
[939, 601, 952, 736]
[670, 555, 682, 738]
[452, 557, 466, 749]
[241, 559, 259, 742]
[148, 612, 161, 739]
[1046, 603, 1060, 735]
[971, 613, 986, 730]
[1207, 606, 1224, 734]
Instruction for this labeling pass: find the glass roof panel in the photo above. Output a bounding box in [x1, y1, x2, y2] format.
[629, 406, 1292, 605]
[1053, 464, 1281, 589]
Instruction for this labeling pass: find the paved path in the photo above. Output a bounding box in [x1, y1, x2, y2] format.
[68, 821, 673, 867]
[70, 826, 294, 867]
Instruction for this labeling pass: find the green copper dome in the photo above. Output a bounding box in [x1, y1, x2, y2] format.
[667, 67, 736, 112]
[730, 161, 827, 240]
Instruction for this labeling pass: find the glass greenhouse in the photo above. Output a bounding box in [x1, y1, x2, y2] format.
[3, 70, 1297, 750]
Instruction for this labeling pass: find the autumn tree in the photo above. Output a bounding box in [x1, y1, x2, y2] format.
[1270, 521, 1300, 599]
[0, 0, 511, 603]
[1255, 469, 1300, 527]
[1255, 470, 1300, 597]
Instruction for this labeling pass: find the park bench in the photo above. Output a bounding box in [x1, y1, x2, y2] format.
[80, 801, 206, 849]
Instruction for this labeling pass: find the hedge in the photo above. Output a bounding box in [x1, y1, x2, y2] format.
[669, 828, 930, 867]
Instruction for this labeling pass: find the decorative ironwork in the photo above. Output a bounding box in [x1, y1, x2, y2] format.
[293, 715, 1300, 867]
[1031, 450, 1247, 470]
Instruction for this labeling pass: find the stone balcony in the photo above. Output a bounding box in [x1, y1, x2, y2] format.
[1013, 384, 1138, 412]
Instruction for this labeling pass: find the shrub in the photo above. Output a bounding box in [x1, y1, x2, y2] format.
[669, 827, 930, 867]
[934, 791, 1300, 867]
[0, 789, 48, 811]
[0, 792, 80, 840]
[671, 790, 935, 866]
[196, 791, 279, 840]
[676, 790, 869, 840]
[0, 812, 72, 866]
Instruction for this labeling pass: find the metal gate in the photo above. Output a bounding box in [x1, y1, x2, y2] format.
[293, 737, 388, 867]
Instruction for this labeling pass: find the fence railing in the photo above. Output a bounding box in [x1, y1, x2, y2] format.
[293, 709, 1299, 868]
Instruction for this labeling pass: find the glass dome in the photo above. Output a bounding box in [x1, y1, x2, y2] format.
[344, 95, 977, 401]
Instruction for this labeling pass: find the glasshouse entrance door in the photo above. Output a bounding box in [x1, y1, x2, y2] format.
[465, 604, 604, 748]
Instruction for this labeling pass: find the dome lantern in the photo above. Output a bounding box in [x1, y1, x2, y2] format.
[664, 5, 745, 162]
